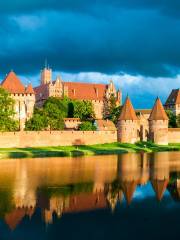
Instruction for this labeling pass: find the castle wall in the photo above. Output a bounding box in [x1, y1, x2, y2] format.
[0, 130, 117, 148]
[117, 120, 140, 143]
[168, 128, 180, 143]
[11, 93, 35, 130]
[92, 100, 104, 119]
[149, 120, 168, 145]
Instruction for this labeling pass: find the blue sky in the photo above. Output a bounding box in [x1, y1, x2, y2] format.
[0, 1, 180, 108]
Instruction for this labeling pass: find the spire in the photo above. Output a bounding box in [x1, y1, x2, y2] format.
[26, 83, 34, 94]
[119, 96, 138, 121]
[121, 181, 137, 205]
[1, 71, 25, 94]
[151, 179, 168, 201]
[149, 97, 168, 121]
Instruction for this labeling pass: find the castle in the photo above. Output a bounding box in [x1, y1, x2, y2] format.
[0, 71, 35, 130]
[1, 67, 180, 146]
[0, 67, 121, 129]
[164, 89, 180, 115]
[34, 66, 121, 119]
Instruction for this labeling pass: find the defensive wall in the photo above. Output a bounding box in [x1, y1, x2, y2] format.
[0, 130, 117, 148]
[168, 128, 180, 143]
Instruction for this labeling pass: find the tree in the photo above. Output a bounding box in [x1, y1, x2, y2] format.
[73, 100, 95, 120]
[176, 114, 180, 128]
[109, 105, 122, 125]
[105, 94, 122, 124]
[165, 110, 177, 128]
[108, 94, 117, 115]
[25, 97, 95, 130]
[43, 97, 69, 119]
[0, 88, 18, 131]
[25, 112, 48, 131]
[43, 97, 67, 130]
[79, 121, 97, 131]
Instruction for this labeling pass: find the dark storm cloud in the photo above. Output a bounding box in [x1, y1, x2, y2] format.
[0, 0, 180, 17]
[0, 1, 180, 77]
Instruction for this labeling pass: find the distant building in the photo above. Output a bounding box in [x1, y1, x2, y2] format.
[95, 119, 116, 131]
[64, 118, 81, 130]
[0, 71, 35, 130]
[117, 96, 169, 145]
[34, 66, 122, 119]
[164, 89, 180, 115]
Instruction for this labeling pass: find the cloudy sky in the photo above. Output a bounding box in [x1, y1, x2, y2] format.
[0, 1, 180, 108]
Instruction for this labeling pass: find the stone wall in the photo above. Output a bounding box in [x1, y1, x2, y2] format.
[0, 130, 117, 148]
[168, 128, 180, 143]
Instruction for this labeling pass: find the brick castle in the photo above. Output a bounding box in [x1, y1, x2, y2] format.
[0, 67, 121, 129]
[0, 67, 180, 146]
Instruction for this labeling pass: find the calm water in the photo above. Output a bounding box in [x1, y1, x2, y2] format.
[0, 152, 180, 239]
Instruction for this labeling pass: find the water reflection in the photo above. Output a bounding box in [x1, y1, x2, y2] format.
[1, 152, 180, 236]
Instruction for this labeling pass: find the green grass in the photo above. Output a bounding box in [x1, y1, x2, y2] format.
[1, 141, 180, 159]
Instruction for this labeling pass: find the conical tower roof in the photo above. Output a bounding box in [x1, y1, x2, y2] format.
[26, 83, 34, 94]
[149, 97, 168, 121]
[151, 179, 168, 201]
[1, 71, 25, 94]
[119, 96, 138, 121]
[121, 181, 137, 205]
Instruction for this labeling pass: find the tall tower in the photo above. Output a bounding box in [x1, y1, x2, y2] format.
[117, 96, 139, 143]
[41, 66, 52, 85]
[149, 97, 169, 145]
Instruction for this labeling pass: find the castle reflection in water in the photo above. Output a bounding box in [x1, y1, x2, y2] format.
[1, 152, 180, 231]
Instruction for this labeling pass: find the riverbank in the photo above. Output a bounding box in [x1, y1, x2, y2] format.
[1, 142, 180, 159]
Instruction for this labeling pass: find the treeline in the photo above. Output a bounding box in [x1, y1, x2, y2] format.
[25, 97, 96, 131]
[166, 110, 180, 128]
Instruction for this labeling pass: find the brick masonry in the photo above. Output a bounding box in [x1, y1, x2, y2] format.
[0, 131, 117, 148]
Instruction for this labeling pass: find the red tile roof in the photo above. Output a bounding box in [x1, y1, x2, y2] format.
[135, 109, 152, 115]
[165, 89, 180, 105]
[34, 81, 108, 101]
[149, 97, 168, 121]
[26, 83, 34, 94]
[151, 179, 168, 201]
[95, 119, 116, 131]
[1, 71, 25, 94]
[64, 82, 107, 100]
[119, 96, 138, 121]
[121, 181, 137, 205]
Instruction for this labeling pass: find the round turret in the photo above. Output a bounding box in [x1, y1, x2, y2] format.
[117, 96, 140, 143]
[149, 97, 169, 145]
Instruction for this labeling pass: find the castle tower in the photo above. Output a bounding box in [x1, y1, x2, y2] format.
[149, 97, 169, 145]
[41, 66, 52, 85]
[1, 71, 35, 130]
[117, 96, 139, 143]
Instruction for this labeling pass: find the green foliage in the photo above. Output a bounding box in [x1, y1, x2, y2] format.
[176, 114, 180, 128]
[0, 189, 14, 218]
[25, 111, 48, 131]
[26, 97, 95, 131]
[43, 97, 69, 119]
[105, 94, 122, 124]
[73, 100, 95, 120]
[0, 88, 19, 131]
[109, 105, 122, 124]
[79, 121, 97, 131]
[166, 110, 177, 128]
[38, 182, 94, 198]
